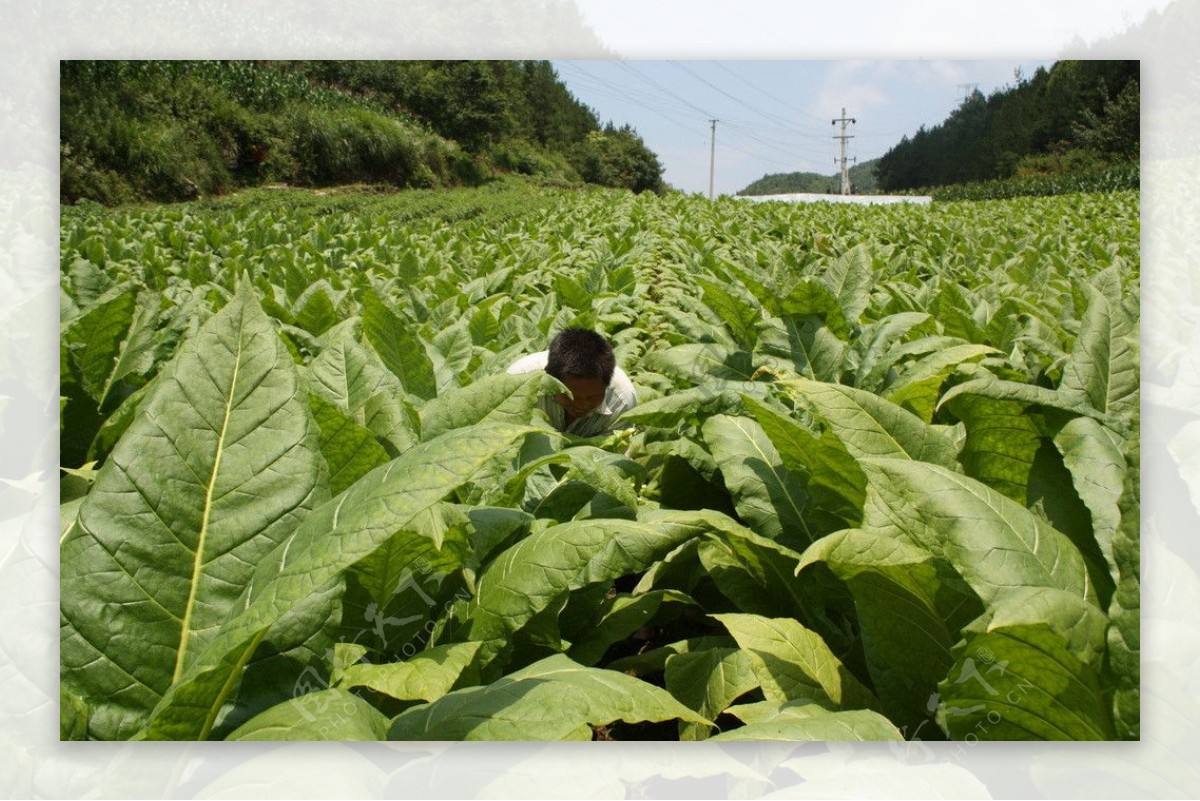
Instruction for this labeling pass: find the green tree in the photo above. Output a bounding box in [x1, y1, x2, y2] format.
[572, 125, 664, 194]
[1072, 79, 1139, 160]
[875, 60, 1138, 191]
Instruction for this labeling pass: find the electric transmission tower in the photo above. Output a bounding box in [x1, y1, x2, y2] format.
[831, 107, 856, 195]
[708, 119, 718, 200]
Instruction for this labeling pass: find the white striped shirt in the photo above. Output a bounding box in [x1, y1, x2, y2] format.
[506, 350, 637, 436]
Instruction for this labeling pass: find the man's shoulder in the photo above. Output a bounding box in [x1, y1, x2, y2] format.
[609, 366, 637, 411]
[506, 350, 549, 374]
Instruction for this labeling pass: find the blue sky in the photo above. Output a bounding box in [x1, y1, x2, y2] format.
[551, 60, 1053, 196]
[548, 0, 1171, 196]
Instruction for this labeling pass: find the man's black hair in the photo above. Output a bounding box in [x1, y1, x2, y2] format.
[545, 328, 616, 385]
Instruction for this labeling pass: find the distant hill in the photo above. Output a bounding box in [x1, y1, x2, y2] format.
[737, 159, 879, 196]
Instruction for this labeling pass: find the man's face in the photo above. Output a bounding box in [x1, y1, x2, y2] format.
[554, 375, 607, 418]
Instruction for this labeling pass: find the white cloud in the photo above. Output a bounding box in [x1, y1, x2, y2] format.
[809, 62, 896, 120]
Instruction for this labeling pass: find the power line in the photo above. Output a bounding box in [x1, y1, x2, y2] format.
[707, 61, 832, 127]
[556, 62, 713, 141]
[560, 63, 831, 187]
[720, 138, 813, 171]
[614, 61, 719, 120]
[555, 62, 703, 120]
[565, 62, 819, 182]
[667, 61, 818, 134]
[555, 62, 882, 194]
[722, 120, 844, 159]
[721, 125, 851, 170]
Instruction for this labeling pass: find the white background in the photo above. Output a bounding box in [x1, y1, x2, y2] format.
[3, 0, 1197, 797]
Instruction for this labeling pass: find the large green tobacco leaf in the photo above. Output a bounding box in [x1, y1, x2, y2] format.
[60, 282, 139, 406]
[859, 458, 1093, 606]
[937, 588, 1113, 740]
[664, 647, 761, 741]
[639, 509, 815, 622]
[468, 518, 703, 642]
[1107, 420, 1139, 739]
[567, 590, 694, 666]
[756, 314, 848, 383]
[852, 312, 935, 392]
[642, 343, 758, 383]
[60, 283, 157, 468]
[360, 393, 421, 456]
[61, 283, 329, 741]
[468, 301, 503, 347]
[494, 444, 638, 522]
[309, 394, 391, 495]
[617, 387, 753, 429]
[388, 654, 710, 740]
[555, 272, 593, 311]
[307, 328, 420, 453]
[797, 529, 962, 734]
[361, 289, 438, 400]
[714, 256, 774, 311]
[210, 578, 345, 738]
[715, 701, 904, 741]
[946, 393, 1115, 607]
[934, 281, 987, 344]
[227, 688, 390, 741]
[1053, 415, 1126, 584]
[137, 422, 536, 740]
[60, 687, 90, 741]
[430, 318, 474, 393]
[776, 280, 851, 339]
[1059, 280, 1138, 433]
[743, 395, 866, 536]
[660, 304, 738, 350]
[335, 641, 487, 703]
[780, 379, 959, 469]
[821, 243, 874, 326]
[944, 391, 1043, 503]
[84, 373, 161, 466]
[697, 276, 761, 350]
[338, 504, 474, 656]
[308, 327, 403, 414]
[647, 513, 857, 654]
[291, 280, 342, 337]
[882, 344, 998, 422]
[712, 613, 877, 711]
[937, 374, 1100, 422]
[701, 414, 813, 548]
[607, 636, 737, 677]
[419, 371, 561, 442]
[63, 256, 115, 310]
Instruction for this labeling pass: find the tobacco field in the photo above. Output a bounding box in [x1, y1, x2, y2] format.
[59, 182, 1140, 741]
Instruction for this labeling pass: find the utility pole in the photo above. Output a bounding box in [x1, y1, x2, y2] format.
[831, 107, 856, 195]
[708, 119, 718, 200]
[957, 83, 978, 104]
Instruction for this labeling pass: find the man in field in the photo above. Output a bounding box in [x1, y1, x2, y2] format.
[506, 327, 637, 436]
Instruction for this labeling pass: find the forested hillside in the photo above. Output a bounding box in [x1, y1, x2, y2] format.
[737, 159, 879, 196]
[876, 60, 1138, 191]
[60, 60, 665, 204]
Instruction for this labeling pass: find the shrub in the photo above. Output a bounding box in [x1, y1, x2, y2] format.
[286, 105, 457, 188]
[489, 139, 582, 184]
